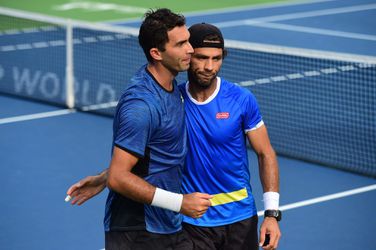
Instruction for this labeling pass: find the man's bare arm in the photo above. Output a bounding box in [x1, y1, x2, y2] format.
[66, 169, 108, 205]
[107, 146, 155, 204]
[247, 125, 281, 250]
[247, 125, 279, 193]
[66, 146, 213, 218]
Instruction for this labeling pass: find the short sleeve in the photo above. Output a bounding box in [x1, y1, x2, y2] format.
[242, 91, 263, 132]
[114, 99, 153, 158]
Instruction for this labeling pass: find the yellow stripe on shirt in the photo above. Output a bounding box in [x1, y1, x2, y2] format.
[210, 188, 248, 206]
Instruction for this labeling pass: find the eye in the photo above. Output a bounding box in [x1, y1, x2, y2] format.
[178, 40, 189, 47]
[196, 55, 208, 60]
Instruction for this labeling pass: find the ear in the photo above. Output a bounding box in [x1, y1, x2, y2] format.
[149, 48, 162, 61]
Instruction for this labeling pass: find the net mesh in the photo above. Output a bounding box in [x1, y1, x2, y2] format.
[0, 9, 375, 177]
[72, 28, 144, 114]
[0, 14, 66, 106]
[221, 46, 376, 176]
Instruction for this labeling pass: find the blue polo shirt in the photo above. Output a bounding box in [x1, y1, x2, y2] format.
[104, 65, 187, 234]
[180, 77, 263, 226]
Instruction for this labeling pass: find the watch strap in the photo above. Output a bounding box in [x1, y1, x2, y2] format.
[264, 209, 282, 221]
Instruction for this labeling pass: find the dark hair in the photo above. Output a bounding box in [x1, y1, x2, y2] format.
[139, 8, 186, 62]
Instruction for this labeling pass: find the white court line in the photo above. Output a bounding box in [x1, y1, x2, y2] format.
[214, 3, 376, 28]
[237, 63, 376, 87]
[257, 184, 376, 216]
[0, 26, 59, 37]
[53, 2, 147, 14]
[97, 183, 376, 250]
[0, 101, 120, 125]
[106, 0, 336, 24]
[81, 101, 118, 111]
[251, 22, 376, 41]
[184, 0, 337, 18]
[0, 109, 76, 125]
[1, 32, 132, 52]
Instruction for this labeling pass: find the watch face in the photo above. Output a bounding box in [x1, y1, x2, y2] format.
[276, 211, 281, 221]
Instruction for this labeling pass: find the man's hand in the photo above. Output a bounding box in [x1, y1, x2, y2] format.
[259, 217, 281, 250]
[66, 172, 107, 205]
[180, 192, 213, 218]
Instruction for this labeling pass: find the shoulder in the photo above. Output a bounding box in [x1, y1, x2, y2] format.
[126, 64, 156, 95]
[119, 85, 154, 106]
[117, 94, 151, 119]
[220, 78, 256, 101]
[119, 67, 159, 108]
[117, 86, 158, 120]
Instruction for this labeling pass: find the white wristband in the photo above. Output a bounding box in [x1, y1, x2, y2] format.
[151, 188, 183, 213]
[263, 192, 280, 210]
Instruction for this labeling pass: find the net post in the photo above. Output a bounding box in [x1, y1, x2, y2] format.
[66, 19, 75, 109]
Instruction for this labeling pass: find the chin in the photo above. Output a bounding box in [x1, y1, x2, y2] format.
[180, 64, 190, 72]
[197, 82, 212, 89]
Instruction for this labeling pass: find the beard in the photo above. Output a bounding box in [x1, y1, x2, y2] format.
[188, 70, 217, 89]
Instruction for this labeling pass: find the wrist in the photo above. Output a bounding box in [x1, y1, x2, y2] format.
[264, 209, 282, 222]
[151, 188, 183, 212]
[263, 191, 279, 210]
[97, 170, 108, 186]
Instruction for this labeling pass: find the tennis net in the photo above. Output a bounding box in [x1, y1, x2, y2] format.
[222, 41, 376, 177]
[1, 7, 375, 177]
[0, 7, 140, 113]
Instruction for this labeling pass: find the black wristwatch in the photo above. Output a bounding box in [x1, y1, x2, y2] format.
[264, 210, 282, 222]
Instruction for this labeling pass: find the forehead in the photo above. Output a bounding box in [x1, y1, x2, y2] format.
[193, 47, 223, 57]
[166, 25, 190, 43]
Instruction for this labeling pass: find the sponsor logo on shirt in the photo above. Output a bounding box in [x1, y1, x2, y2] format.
[216, 112, 230, 119]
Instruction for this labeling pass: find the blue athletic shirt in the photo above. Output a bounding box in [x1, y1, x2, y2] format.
[180, 77, 264, 227]
[104, 65, 187, 234]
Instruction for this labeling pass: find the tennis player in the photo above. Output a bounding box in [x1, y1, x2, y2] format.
[179, 23, 281, 250]
[67, 22, 282, 250]
[95, 9, 212, 250]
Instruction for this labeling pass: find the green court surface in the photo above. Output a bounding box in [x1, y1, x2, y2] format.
[0, 16, 55, 31]
[0, 0, 287, 22]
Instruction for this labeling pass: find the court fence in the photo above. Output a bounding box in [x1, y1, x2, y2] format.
[1, 7, 375, 177]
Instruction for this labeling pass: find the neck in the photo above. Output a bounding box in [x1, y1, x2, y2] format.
[188, 77, 218, 102]
[147, 62, 177, 91]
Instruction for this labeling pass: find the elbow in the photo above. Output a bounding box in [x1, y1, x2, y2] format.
[260, 147, 276, 161]
[269, 147, 277, 158]
[269, 144, 277, 157]
[257, 148, 278, 171]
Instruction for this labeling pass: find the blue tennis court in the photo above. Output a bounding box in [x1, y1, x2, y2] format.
[1, 0, 376, 249]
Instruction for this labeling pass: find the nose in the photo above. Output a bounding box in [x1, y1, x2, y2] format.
[186, 42, 194, 54]
[204, 59, 214, 71]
